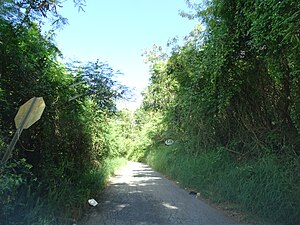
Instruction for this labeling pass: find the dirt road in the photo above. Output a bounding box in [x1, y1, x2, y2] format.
[79, 162, 245, 225]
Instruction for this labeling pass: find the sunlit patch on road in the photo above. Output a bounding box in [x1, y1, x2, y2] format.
[79, 162, 244, 225]
[162, 202, 178, 210]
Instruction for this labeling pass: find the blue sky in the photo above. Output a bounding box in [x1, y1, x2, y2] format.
[53, 0, 197, 110]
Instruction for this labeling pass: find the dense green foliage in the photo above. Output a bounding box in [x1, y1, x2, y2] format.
[2, 0, 300, 224]
[0, 1, 128, 224]
[132, 0, 300, 224]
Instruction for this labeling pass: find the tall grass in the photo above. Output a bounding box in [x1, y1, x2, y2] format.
[46, 157, 128, 223]
[0, 157, 127, 225]
[146, 144, 300, 225]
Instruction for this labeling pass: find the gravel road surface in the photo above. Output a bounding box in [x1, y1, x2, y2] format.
[79, 162, 245, 225]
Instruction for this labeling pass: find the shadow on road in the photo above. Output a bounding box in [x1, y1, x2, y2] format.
[79, 162, 243, 225]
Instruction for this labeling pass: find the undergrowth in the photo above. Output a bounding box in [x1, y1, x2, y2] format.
[0, 157, 127, 225]
[146, 144, 300, 225]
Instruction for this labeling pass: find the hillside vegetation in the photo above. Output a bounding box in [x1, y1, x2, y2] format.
[1, 1, 300, 225]
[129, 1, 300, 224]
[0, 1, 129, 224]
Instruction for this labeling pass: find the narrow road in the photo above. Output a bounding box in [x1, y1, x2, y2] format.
[79, 162, 245, 225]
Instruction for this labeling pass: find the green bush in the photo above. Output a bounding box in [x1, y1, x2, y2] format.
[0, 157, 51, 225]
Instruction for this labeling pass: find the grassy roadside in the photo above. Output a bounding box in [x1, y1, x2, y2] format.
[67, 157, 128, 222]
[44, 157, 128, 224]
[0, 157, 127, 225]
[48, 157, 128, 224]
[145, 144, 300, 225]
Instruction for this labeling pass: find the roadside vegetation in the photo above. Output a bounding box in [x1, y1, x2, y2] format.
[129, 1, 300, 225]
[0, 1, 128, 224]
[1, 1, 300, 225]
